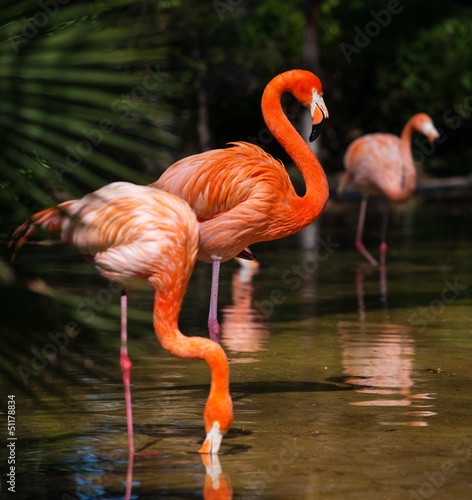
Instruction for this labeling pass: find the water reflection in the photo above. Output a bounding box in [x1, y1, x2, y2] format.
[337, 268, 436, 426]
[202, 454, 233, 500]
[123, 452, 232, 499]
[125, 450, 133, 500]
[221, 258, 269, 358]
[72, 446, 232, 499]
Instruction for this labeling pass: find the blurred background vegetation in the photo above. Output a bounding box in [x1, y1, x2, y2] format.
[2, 0, 472, 229]
[1, 0, 471, 386]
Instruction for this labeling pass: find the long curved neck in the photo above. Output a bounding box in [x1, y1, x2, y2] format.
[261, 73, 329, 225]
[152, 284, 230, 405]
[399, 117, 418, 198]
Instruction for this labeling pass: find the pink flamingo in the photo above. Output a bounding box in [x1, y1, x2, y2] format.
[153, 70, 329, 342]
[11, 182, 233, 454]
[338, 113, 439, 266]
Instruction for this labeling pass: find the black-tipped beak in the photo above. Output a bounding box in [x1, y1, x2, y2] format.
[310, 117, 328, 142]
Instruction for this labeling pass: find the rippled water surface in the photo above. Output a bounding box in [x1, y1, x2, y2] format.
[2, 196, 472, 499]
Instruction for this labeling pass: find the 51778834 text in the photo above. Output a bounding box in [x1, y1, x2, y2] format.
[7, 394, 16, 493]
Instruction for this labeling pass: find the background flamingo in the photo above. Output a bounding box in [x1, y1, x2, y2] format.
[153, 69, 329, 342]
[338, 113, 440, 266]
[10, 182, 233, 454]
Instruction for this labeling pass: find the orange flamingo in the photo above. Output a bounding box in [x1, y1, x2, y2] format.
[10, 182, 233, 454]
[153, 69, 329, 342]
[338, 113, 439, 266]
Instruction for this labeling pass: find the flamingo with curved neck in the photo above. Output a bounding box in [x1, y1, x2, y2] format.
[11, 182, 233, 454]
[153, 69, 329, 342]
[338, 113, 440, 267]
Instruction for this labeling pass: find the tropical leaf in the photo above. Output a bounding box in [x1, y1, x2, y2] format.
[0, 0, 186, 392]
[0, 0, 184, 223]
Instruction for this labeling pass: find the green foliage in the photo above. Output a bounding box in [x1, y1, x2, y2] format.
[0, 0, 182, 223]
[161, 0, 305, 149]
[1, 0, 472, 416]
[2, 0, 471, 221]
[0, 2, 186, 372]
[317, 0, 472, 173]
[378, 15, 472, 119]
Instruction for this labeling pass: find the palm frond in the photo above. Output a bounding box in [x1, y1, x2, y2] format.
[0, 0, 184, 222]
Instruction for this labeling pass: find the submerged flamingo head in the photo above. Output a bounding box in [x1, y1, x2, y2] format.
[412, 113, 440, 143]
[199, 391, 233, 454]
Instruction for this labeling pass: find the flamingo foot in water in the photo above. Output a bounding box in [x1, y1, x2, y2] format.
[120, 351, 135, 455]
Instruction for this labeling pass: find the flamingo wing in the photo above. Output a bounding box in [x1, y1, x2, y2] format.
[344, 134, 404, 197]
[153, 141, 295, 221]
[12, 182, 199, 285]
[153, 142, 299, 261]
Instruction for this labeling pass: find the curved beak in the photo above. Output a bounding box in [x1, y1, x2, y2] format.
[309, 93, 329, 142]
[310, 117, 328, 142]
[422, 122, 440, 143]
[199, 422, 224, 454]
[427, 127, 440, 143]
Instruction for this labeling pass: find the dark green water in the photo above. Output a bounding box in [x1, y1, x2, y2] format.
[1, 196, 471, 499]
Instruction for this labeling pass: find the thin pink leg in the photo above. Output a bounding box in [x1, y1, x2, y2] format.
[379, 242, 388, 267]
[124, 448, 134, 500]
[379, 201, 390, 267]
[380, 260, 388, 300]
[355, 197, 378, 266]
[120, 290, 134, 455]
[208, 258, 221, 343]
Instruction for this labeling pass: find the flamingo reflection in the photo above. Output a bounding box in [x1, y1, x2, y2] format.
[221, 259, 269, 358]
[337, 268, 436, 426]
[122, 449, 232, 499]
[202, 454, 233, 500]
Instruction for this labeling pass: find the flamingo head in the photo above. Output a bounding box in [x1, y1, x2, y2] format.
[287, 70, 329, 142]
[199, 392, 233, 454]
[308, 91, 329, 142]
[414, 113, 440, 143]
